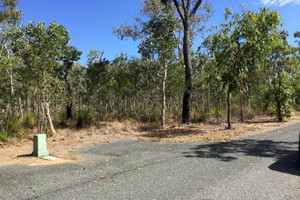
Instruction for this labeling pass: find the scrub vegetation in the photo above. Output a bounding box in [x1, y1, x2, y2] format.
[0, 0, 299, 144]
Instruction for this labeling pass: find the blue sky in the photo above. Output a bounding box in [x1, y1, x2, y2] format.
[18, 0, 300, 65]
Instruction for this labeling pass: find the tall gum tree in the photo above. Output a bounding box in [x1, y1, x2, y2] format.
[0, 0, 21, 114]
[15, 21, 70, 135]
[138, 3, 179, 127]
[115, 0, 212, 123]
[162, 0, 212, 123]
[114, 0, 179, 127]
[0, 0, 21, 24]
[293, 31, 300, 106]
[264, 31, 298, 121]
[62, 46, 82, 119]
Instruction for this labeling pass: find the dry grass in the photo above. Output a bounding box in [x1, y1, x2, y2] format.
[138, 113, 300, 142]
[0, 112, 299, 166]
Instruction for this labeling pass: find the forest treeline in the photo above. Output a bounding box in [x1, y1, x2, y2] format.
[0, 0, 299, 141]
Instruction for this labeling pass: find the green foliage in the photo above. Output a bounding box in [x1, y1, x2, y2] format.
[198, 110, 212, 123]
[18, 21, 70, 72]
[125, 108, 160, 123]
[0, 1, 299, 142]
[138, 2, 178, 60]
[56, 110, 66, 124]
[0, 0, 22, 24]
[203, 7, 283, 126]
[263, 72, 295, 119]
[76, 108, 95, 129]
[23, 112, 37, 129]
[293, 70, 300, 106]
[204, 7, 281, 93]
[210, 106, 222, 121]
[243, 108, 256, 120]
[13, 21, 72, 133]
[262, 31, 298, 120]
[0, 114, 25, 140]
[0, 129, 7, 142]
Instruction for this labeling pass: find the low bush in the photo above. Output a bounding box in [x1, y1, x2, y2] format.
[0, 114, 26, 141]
[23, 112, 37, 129]
[57, 111, 67, 125]
[76, 108, 95, 129]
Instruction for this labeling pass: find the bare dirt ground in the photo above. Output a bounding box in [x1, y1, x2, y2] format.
[1, 113, 299, 166]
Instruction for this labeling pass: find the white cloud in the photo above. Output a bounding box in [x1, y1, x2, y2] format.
[261, 0, 300, 6]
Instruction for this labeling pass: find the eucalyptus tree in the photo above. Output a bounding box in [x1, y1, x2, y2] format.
[114, 0, 212, 123]
[138, 2, 179, 127]
[161, 0, 213, 123]
[293, 31, 300, 106]
[193, 51, 224, 122]
[15, 21, 70, 135]
[68, 63, 86, 109]
[263, 31, 299, 121]
[86, 50, 111, 118]
[0, 0, 21, 24]
[0, 0, 21, 115]
[61, 46, 82, 119]
[204, 8, 281, 128]
[65, 63, 86, 128]
[114, 0, 179, 126]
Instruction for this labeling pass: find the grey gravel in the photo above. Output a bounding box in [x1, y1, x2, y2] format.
[0, 122, 299, 200]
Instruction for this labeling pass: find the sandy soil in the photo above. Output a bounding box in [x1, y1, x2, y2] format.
[1, 113, 299, 167]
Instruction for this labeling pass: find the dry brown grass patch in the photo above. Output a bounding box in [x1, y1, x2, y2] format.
[0, 112, 299, 166]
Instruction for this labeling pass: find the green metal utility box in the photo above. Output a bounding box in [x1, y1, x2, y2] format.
[32, 134, 49, 157]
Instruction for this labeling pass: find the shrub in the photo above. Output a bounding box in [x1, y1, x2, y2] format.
[0, 129, 7, 142]
[76, 108, 95, 129]
[58, 111, 67, 124]
[244, 108, 256, 120]
[23, 112, 37, 129]
[0, 114, 25, 140]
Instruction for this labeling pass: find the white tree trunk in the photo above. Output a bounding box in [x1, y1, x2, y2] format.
[45, 102, 56, 135]
[19, 97, 23, 119]
[4, 44, 15, 112]
[246, 83, 251, 109]
[161, 62, 168, 128]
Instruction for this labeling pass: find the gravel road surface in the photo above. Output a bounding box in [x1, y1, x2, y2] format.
[1, 122, 299, 200]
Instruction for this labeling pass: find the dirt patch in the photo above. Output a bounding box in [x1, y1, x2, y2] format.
[0, 113, 299, 167]
[0, 122, 140, 167]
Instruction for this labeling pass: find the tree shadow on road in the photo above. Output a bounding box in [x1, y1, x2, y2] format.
[268, 151, 300, 176]
[183, 139, 299, 163]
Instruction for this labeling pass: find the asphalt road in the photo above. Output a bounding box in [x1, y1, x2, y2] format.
[1, 122, 300, 200]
